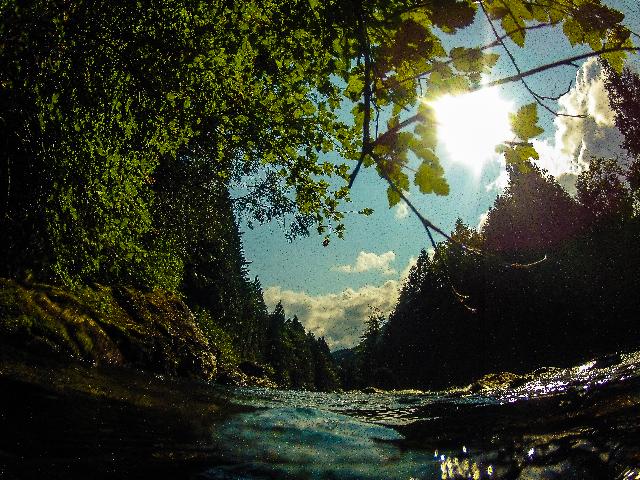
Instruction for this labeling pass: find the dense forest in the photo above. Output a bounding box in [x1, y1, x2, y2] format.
[339, 66, 640, 390]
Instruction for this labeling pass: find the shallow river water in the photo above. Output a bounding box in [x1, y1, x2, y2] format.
[198, 350, 640, 479]
[2, 348, 640, 479]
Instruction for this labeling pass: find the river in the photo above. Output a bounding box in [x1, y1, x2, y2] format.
[199, 350, 640, 479]
[1, 348, 639, 479]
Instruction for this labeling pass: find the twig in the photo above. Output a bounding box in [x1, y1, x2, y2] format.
[481, 0, 585, 118]
[348, 9, 372, 189]
[483, 47, 640, 88]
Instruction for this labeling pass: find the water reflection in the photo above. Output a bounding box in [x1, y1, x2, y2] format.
[208, 349, 640, 479]
[204, 407, 441, 479]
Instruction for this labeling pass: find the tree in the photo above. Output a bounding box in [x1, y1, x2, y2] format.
[0, 0, 350, 285]
[311, 336, 341, 391]
[603, 65, 640, 202]
[483, 163, 590, 257]
[1, 0, 637, 287]
[576, 157, 633, 220]
[604, 65, 640, 159]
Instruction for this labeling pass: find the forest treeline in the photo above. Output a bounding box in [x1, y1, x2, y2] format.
[339, 66, 640, 390]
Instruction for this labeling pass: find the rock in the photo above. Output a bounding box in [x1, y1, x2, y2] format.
[468, 371, 525, 393]
[0, 278, 217, 380]
[215, 370, 245, 386]
[393, 389, 426, 395]
[215, 366, 279, 389]
[361, 386, 385, 394]
[593, 353, 621, 370]
[517, 453, 607, 480]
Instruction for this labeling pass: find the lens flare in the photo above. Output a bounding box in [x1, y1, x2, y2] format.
[429, 88, 514, 174]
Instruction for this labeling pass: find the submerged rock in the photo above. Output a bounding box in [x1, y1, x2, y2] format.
[361, 386, 386, 394]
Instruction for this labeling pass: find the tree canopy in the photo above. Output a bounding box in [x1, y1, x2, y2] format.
[0, 0, 637, 287]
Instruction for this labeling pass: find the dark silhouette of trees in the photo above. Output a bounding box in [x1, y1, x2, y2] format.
[576, 157, 633, 220]
[483, 163, 590, 257]
[264, 303, 340, 390]
[604, 65, 640, 158]
[341, 163, 640, 391]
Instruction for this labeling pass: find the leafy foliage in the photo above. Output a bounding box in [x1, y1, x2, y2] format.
[0, 0, 635, 283]
[604, 65, 640, 160]
[576, 157, 633, 220]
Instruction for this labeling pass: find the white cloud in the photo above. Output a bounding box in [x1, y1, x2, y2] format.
[264, 282, 400, 350]
[531, 58, 628, 187]
[400, 256, 418, 281]
[486, 167, 509, 192]
[332, 250, 397, 275]
[489, 59, 629, 196]
[477, 211, 489, 232]
[394, 201, 409, 219]
[265, 258, 419, 350]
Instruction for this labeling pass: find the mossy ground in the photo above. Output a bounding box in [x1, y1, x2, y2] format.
[0, 278, 216, 379]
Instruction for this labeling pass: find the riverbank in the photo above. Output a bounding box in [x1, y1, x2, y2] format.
[0, 278, 217, 379]
[0, 278, 279, 388]
[0, 345, 243, 479]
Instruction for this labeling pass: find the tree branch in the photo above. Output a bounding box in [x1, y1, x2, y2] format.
[357, 45, 640, 155]
[369, 150, 547, 270]
[388, 22, 559, 88]
[481, 0, 585, 119]
[348, 7, 373, 189]
[483, 47, 640, 89]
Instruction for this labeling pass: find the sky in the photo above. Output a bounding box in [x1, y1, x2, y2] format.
[239, 1, 640, 350]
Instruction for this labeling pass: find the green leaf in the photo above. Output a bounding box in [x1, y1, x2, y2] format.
[414, 159, 448, 195]
[387, 187, 401, 207]
[502, 15, 525, 47]
[502, 144, 539, 166]
[510, 103, 544, 141]
[414, 122, 437, 151]
[562, 19, 582, 47]
[602, 36, 634, 73]
[530, 5, 549, 23]
[345, 76, 364, 102]
[450, 48, 500, 74]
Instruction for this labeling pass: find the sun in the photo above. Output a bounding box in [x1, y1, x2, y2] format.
[428, 88, 514, 174]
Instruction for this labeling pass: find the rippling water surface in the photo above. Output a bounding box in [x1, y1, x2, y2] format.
[198, 350, 640, 479]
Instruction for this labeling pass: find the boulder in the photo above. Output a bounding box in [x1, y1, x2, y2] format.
[0, 278, 217, 380]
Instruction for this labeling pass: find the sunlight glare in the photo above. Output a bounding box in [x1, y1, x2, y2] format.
[429, 88, 513, 174]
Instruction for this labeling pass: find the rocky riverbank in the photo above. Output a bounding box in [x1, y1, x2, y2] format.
[0, 278, 277, 388]
[0, 278, 217, 379]
[396, 351, 640, 479]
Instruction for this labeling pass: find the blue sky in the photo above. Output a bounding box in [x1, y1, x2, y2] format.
[238, 1, 639, 349]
